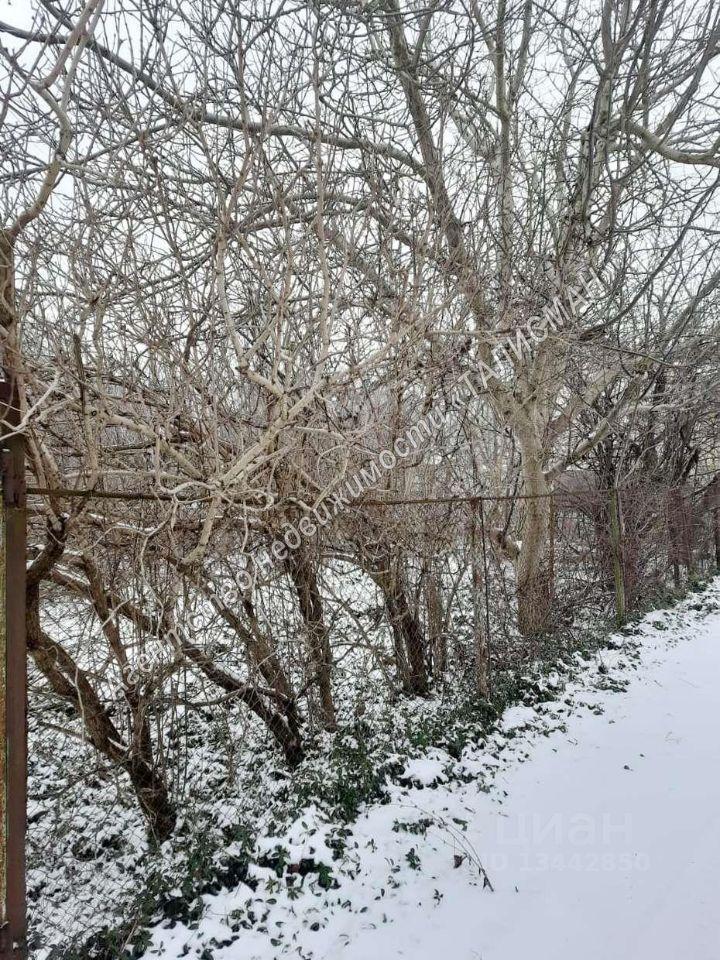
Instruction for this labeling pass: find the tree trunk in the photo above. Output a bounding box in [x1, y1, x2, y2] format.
[286, 551, 336, 731]
[515, 437, 554, 638]
[126, 754, 178, 845]
[26, 585, 177, 842]
[211, 590, 302, 737]
[51, 565, 306, 768]
[179, 637, 305, 765]
[470, 512, 489, 697]
[365, 557, 428, 695]
[425, 566, 446, 674]
[608, 488, 626, 626]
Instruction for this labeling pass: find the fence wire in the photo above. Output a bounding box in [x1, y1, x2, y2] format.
[24, 476, 720, 955]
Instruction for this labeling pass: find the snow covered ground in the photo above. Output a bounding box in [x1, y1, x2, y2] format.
[147, 582, 720, 960]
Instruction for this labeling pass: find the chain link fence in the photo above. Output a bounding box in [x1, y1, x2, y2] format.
[25, 475, 720, 955]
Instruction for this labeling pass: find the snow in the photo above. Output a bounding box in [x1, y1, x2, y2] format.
[498, 704, 537, 733]
[255, 807, 336, 865]
[401, 750, 449, 786]
[342, 627, 720, 960]
[146, 582, 720, 960]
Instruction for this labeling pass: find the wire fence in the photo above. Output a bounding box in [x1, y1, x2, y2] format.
[26, 474, 720, 691]
[351, 477, 719, 630]
[22, 473, 720, 955]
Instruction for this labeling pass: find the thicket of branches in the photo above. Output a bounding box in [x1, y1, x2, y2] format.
[1, 0, 719, 841]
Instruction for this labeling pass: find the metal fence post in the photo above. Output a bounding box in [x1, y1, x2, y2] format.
[548, 493, 555, 601]
[713, 479, 720, 570]
[0, 228, 27, 960]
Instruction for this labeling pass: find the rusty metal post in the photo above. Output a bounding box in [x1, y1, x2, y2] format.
[0, 228, 27, 959]
[0, 377, 26, 960]
[548, 493, 555, 601]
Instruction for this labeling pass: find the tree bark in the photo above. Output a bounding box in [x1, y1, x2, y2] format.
[364, 555, 428, 696]
[425, 565, 446, 674]
[179, 638, 305, 766]
[285, 550, 336, 731]
[515, 432, 554, 638]
[26, 584, 177, 843]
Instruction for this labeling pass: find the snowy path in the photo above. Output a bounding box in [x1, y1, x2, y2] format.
[335, 597, 720, 960]
[150, 586, 720, 960]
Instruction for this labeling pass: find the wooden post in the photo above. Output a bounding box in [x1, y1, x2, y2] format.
[0, 230, 27, 960]
[608, 487, 626, 627]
